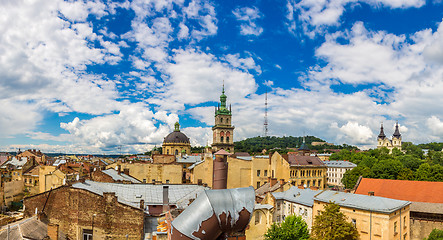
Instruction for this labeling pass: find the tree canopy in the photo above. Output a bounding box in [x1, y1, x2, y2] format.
[264, 215, 310, 240]
[310, 203, 359, 240]
[424, 228, 443, 240]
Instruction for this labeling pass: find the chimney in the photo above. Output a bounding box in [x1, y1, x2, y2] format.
[309, 186, 318, 190]
[298, 185, 305, 189]
[117, 165, 121, 174]
[140, 199, 145, 210]
[270, 178, 277, 187]
[267, 177, 271, 183]
[47, 223, 59, 240]
[213, 152, 229, 189]
[79, 178, 85, 183]
[279, 179, 285, 185]
[368, 191, 374, 196]
[163, 186, 169, 213]
[123, 168, 129, 176]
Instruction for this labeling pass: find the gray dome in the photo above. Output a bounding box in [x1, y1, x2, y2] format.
[163, 131, 190, 144]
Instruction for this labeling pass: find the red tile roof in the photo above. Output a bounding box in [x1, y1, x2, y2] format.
[355, 178, 443, 203]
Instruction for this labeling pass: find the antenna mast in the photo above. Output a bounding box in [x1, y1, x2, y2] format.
[264, 88, 268, 137]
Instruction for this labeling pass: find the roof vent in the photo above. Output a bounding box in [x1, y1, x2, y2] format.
[136, 195, 142, 198]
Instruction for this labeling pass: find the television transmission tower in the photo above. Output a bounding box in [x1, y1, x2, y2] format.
[263, 89, 268, 137]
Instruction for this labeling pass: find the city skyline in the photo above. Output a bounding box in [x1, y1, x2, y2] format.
[1, 0, 443, 154]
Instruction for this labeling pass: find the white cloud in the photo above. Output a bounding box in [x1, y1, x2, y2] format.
[286, 0, 425, 37]
[334, 121, 374, 144]
[233, 6, 264, 36]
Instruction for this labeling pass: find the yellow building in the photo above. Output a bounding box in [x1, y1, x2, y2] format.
[23, 166, 40, 196]
[106, 162, 184, 184]
[39, 166, 69, 193]
[313, 191, 411, 240]
[245, 203, 274, 240]
[162, 122, 191, 156]
[271, 152, 327, 189]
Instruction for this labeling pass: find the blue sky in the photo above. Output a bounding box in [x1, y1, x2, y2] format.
[1, 0, 443, 154]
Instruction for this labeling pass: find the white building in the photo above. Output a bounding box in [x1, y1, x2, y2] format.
[324, 160, 357, 187]
[272, 187, 321, 230]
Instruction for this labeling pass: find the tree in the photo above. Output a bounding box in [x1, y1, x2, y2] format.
[311, 203, 359, 240]
[341, 166, 370, 189]
[424, 228, 443, 240]
[264, 215, 309, 240]
[370, 159, 404, 179]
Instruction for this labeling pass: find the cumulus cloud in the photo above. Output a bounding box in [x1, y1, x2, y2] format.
[286, 0, 425, 37]
[233, 6, 264, 36]
[334, 121, 374, 144]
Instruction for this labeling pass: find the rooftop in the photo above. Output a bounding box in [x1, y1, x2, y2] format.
[102, 169, 141, 183]
[272, 187, 321, 207]
[0, 216, 66, 240]
[314, 190, 411, 214]
[355, 178, 443, 204]
[176, 155, 201, 164]
[72, 180, 208, 210]
[283, 154, 325, 167]
[323, 160, 357, 168]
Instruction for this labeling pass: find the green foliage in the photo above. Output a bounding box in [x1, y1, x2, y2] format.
[341, 166, 370, 189]
[424, 228, 443, 240]
[234, 136, 357, 155]
[370, 159, 404, 179]
[310, 203, 359, 240]
[264, 215, 310, 240]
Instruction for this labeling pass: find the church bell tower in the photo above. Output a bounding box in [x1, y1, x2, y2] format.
[212, 84, 235, 152]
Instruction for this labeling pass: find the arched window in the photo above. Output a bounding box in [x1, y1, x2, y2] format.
[167, 149, 169, 154]
[175, 149, 178, 155]
[226, 131, 231, 137]
[220, 118, 223, 123]
[221, 136, 224, 142]
[226, 137, 230, 143]
[220, 131, 225, 142]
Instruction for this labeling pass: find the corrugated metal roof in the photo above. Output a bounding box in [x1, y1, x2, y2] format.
[236, 156, 252, 161]
[187, 161, 204, 170]
[255, 203, 273, 210]
[102, 169, 141, 183]
[272, 187, 321, 207]
[314, 190, 411, 214]
[323, 160, 357, 168]
[0, 216, 67, 239]
[72, 180, 208, 210]
[0, 157, 27, 169]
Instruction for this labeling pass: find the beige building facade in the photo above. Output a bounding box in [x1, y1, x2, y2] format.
[377, 123, 402, 152]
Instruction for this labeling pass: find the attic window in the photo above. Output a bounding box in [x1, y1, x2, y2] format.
[136, 195, 142, 198]
[307, 160, 313, 164]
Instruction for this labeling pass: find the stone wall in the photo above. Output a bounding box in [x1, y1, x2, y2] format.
[410, 219, 443, 240]
[24, 187, 144, 240]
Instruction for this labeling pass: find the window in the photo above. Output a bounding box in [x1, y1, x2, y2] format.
[256, 181, 261, 188]
[404, 216, 407, 228]
[318, 180, 321, 187]
[403, 233, 407, 240]
[143, 179, 146, 183]
[264, 170, 267, 176]
[313, 180, 316, 186]
[152, 179, 155, 183]
[166, 180, 170, 184]
[226, 137, 229, 143]
[257, 170, 261, 177]
[255, 212, 260, 225]
[175, 149, 178, 155]
[221, 136, 224, 142]
[167, 149, 169, 154]
[83, 229, 93, 240]
[394, 221, 398, 234]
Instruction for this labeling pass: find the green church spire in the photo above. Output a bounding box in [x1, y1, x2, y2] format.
[215, 81, 231, 116]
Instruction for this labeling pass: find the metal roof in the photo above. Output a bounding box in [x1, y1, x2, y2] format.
[323, 160, 357, 168]
[187, 161, 204, 170]
[176, 155, 201, 164]
[236, 156, 252, 161]
[272, 187, 321, 207]
[0, 157, 27, 169]
[0, 216, 66, 240]
[255, 203, 273, 210]
[102, 169, 141, 183]
[314, 190, 411, 214]
[72, 180, 208, 210]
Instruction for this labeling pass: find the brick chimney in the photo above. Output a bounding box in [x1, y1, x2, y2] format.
[267, 177, 271, 183]
[47, 223, 59, 240]
[163, 186, 169, 213]
[279, 179, 285, 185]
[270, 178, 277, 187]
[117, 165, 121, 174]
[298, 185, 305, 189]
[123, 168, 129, 176]
[368, 191, 374, 196]
[309, 186, 318, 190]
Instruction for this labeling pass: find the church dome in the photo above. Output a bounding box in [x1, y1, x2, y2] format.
[163, 122, 190, 144]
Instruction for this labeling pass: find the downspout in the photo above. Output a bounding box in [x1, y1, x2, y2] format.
[369, 210, 372, 240]
[170, 187, 255, 240]
[399, 208, 402, 240]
